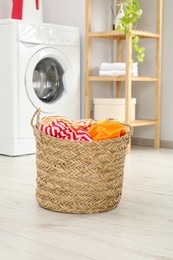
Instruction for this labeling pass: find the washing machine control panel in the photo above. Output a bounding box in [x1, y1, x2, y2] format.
[18, 24, 80, 46]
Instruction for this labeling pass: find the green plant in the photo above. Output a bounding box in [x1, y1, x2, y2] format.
[116, 0, 145, 62]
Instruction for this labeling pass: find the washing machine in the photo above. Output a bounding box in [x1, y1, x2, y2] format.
[0, 19, 80, 156]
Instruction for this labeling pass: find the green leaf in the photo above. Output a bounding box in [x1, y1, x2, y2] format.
[132, 36, 139, 44]
[115, 0, 145, 62]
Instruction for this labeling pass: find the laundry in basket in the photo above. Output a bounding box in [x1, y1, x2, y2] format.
[31, 108, 132, 214]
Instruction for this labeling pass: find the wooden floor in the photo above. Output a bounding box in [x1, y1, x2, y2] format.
[0, 146, 173, 260]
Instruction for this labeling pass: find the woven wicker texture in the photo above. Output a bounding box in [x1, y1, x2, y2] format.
[31, 109, 132, 214]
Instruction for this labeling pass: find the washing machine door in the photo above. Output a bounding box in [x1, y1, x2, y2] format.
[26, 47, 70, 113]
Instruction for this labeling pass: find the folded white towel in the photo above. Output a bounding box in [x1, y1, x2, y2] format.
[99, 69, 138, 77]
[100, 62, 138, 71]
[99, 70, 126, 76]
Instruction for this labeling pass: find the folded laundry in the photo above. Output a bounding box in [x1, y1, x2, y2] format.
[99, 70, 126, 76]
[88, 120, 127, 141]
[99, 70, 138, 77]
[100, 62, 138, 71]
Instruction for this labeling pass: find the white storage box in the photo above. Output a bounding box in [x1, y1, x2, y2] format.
[93, 98, 136, 121]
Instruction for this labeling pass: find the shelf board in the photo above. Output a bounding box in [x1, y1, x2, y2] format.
[131, 119, 158, 127]
[136, 30, 159, 38]
[88, 30, 159, 40]
[88, 76, 158, 82]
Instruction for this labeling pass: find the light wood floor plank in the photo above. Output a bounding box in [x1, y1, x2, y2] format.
[0, 146, 173, 260]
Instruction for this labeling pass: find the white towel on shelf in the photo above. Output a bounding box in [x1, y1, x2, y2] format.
[99, 69, 138, 77]
[100, 62, 138, 73]
[99, 70, 126, 76]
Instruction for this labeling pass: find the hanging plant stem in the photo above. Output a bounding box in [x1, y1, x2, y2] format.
[116, 0, 145, 62]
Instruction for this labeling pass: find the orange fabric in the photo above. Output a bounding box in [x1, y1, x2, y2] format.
[88, 120, 126, 141]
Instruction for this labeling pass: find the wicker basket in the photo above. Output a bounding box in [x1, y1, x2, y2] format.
[31, 109, 132, 214]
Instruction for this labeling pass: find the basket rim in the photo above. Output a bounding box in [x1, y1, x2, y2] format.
[31, 108, 133, 144]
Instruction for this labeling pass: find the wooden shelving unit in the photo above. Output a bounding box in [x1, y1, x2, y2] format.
[85, 0, 163, 150]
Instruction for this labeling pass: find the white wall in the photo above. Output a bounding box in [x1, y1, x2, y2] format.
[0, 0, 11, 17]
[0, 0, 172, 144]
[132, 0, 173, 144]
[160, 0, 173, 142]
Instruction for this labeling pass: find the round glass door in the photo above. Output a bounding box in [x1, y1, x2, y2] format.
[33, 58, 64, 103]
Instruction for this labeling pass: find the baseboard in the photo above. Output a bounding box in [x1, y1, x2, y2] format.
[132, 137, 173, 149]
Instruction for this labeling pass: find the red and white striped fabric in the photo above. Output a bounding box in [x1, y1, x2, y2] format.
[40, 115, 95, 130]
[40, 117, 94, 142]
